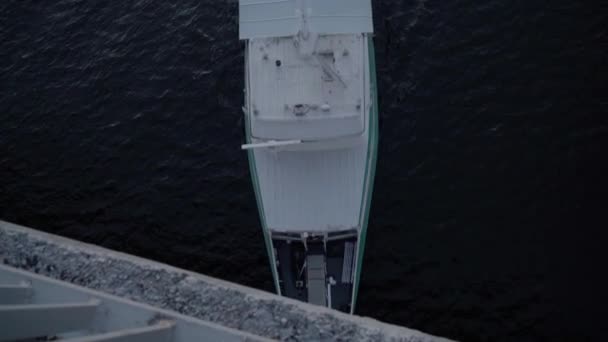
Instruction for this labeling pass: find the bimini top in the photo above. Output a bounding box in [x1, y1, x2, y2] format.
[239, 0, 373, 40]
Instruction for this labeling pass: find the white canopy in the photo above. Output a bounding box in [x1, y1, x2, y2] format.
[239, 0, 373, 40]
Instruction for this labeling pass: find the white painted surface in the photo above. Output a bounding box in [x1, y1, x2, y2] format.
[246, 35, 371, 233]
[239, 0, 373, 39]
[248, 34, 365, 141]
[253, 144, 367, 232]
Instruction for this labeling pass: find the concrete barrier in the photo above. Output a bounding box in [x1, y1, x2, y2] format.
[0, 220, 453, 341]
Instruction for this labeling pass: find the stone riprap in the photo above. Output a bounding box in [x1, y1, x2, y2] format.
[0, 220, 453, 342]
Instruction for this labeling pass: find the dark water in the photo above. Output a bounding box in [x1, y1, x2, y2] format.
[1, 0, 607, 340]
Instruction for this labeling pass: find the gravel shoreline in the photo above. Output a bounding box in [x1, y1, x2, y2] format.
[1, 220, 452, 342]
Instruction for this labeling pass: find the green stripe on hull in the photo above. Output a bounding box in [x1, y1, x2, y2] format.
[351, 35, 379, 312]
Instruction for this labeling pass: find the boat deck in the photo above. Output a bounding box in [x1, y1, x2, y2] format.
[247, 34, 365, 141]
[273, 232, 357, 312]
[241, 1, 377, 313]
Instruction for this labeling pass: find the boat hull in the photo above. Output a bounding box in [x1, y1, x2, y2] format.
[244, 35, 378, 313]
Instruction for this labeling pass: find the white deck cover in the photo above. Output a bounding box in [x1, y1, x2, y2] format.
[248, 35, 365, 141]
[253, 144, 368, 232]
[239, 0, 373, 40]
[248, 38, 372, 233]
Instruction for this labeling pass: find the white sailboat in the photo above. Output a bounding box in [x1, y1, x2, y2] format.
[240, 0, 378, 313]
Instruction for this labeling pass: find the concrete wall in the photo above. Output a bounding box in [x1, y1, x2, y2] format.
[0, 220, 453, 342]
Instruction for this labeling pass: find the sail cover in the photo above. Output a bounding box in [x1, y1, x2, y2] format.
[239, 0, 373, 40]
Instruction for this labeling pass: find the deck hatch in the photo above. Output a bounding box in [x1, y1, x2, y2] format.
[306, 254, 327, 306]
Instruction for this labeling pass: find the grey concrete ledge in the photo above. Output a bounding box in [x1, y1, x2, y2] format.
[0, 220, 453, 342]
